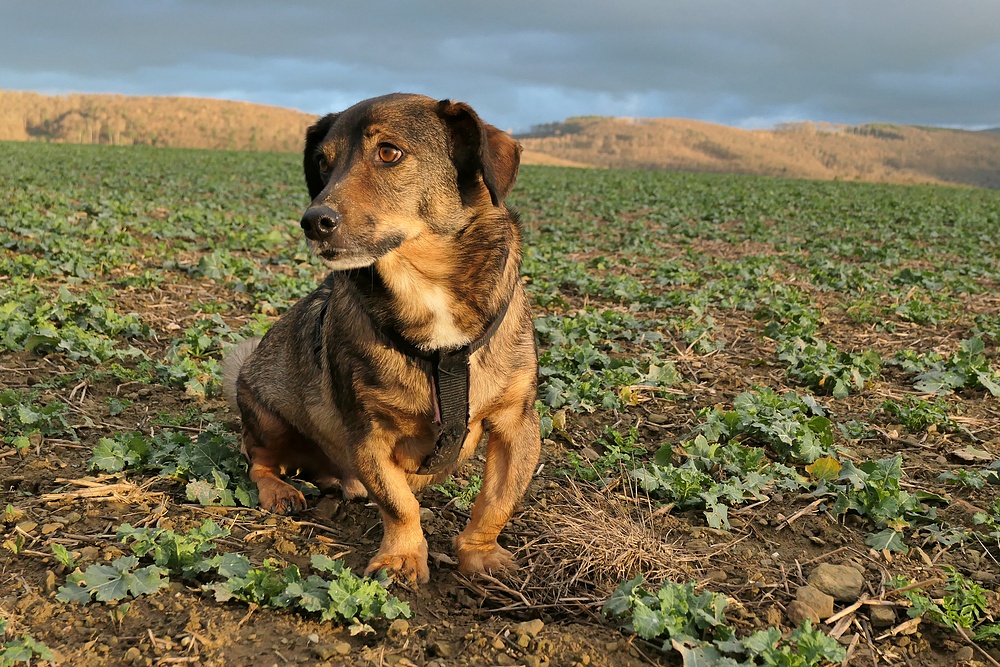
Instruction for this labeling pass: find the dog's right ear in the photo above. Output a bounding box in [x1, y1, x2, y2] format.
[437, 101, 521, 207]
[303, 113, 339, 201]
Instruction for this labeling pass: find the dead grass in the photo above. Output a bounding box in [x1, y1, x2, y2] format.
[514, 478, 699, 606]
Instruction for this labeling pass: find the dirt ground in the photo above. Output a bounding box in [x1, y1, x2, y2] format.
[3, 157, 1000, 666]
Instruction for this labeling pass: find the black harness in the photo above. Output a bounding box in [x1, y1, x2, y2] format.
[377, 296, 511, 474]
[315, 270, 512, 475]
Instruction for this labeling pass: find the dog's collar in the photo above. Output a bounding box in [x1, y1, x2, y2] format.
[379, 293, 512, 475]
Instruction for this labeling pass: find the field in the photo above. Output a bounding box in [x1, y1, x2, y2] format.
[1, 140, 999, 667]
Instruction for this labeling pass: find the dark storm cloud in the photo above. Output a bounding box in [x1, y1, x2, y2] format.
[1, 1, 998, 130]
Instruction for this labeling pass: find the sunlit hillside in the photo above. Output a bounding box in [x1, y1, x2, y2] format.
[0, 90, 314, 152]
[3, 90, 1000, 188]
[517, 117, 1000, 188]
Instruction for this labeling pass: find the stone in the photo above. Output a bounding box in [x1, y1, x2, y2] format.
[868, 605, 896, 628]
[795, 585, 835, 619]
[44, 570, 57, 594]
[387, 619, 409, 640]
[955, 646, 974, 663]
[516, 619, 545, 638]
[808, 563, 864, 602]
[123, 647, 142, 664]
[787, 600, 820, 627]
[428, 640, 456, 658]
[333, 642, 351, 655]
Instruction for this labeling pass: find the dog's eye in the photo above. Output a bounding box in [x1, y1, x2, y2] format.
[377, 144, 403, 164]
[318, 156, 331, 174]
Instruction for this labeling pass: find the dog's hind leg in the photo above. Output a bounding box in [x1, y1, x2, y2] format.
[237, 387, 309, 514]
[454, 392, 541, 575]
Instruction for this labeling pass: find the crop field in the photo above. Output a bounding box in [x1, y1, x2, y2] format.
[1, 140, 999, 667]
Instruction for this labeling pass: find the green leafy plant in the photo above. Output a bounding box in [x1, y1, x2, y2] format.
[87, 425, 258, 507]
[895, 337, 1000, 396]
[0, 617, 55, 666]
[881, 396, 958, 432]
[117, 519, 229, 578]
[55, 555, 169, 604]
[205, 554, 411, 631]
[831, 456, 939, 553]
[604, 575, 845, 666]
[893, 568, 999, 642]
[430, 475, 483, 510]
[0, 389, 74, 452]
[566, 426, 647, 485]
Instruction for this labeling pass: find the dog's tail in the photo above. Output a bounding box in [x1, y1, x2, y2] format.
[221, 337, 261, 411]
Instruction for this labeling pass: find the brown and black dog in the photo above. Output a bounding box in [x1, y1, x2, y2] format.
[222, 93, 540, 585]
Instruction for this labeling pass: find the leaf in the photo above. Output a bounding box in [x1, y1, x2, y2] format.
[51, 543, 77, 569]
[805, 456, 842, 482]
[88, 437, 127, 473]
[211, 552, 252, 579]
[55, 556, 168, 604]
[866, 529, 908, 553]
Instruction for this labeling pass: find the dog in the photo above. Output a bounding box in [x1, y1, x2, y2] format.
[222, 93, 540, 585]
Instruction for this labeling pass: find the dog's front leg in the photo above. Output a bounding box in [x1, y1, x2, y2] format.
[353, 431, 430, 585]
[455, 399, 540, 575]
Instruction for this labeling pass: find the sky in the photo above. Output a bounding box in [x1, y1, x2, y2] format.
[1, 1, 999, 133]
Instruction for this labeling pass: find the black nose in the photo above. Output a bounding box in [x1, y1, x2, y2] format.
[300, 206, 341, 241]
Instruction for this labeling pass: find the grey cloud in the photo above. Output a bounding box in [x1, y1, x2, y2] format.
[1, 1, 998, 131]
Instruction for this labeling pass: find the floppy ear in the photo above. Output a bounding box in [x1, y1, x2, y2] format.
[437, 100, 521, 206]
[303, 113, 339, 201]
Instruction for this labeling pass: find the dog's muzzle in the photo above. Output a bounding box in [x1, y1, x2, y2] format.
[300, 206, 341, 242]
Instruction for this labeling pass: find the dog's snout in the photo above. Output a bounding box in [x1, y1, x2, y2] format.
[300, 206, 341, 241]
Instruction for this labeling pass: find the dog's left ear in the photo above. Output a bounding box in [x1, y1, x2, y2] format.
[303, 113, 340, 201]
[438, 100, 521, 207]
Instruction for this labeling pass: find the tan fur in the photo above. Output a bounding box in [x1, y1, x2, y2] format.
[224, 94, 539, 585]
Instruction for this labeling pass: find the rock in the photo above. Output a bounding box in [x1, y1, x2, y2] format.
[647, 413, 671, 425]
[787, 600, 820, 627]
[312, 645, 336, 660]
[496, 653, 517, 665]
[428, 640, 456, 658]
[955, 645, 974, 663]
[44, 570, 58, 594]
[40, 523, 62, 535]
[123, 647, 142, 664]
[333, 642, 351, 656]
[705, 569, 728, 583]
[15, 521, 37, 534]
[868, 605, 896, 628]
[795, 585, 835, 620]
[515, 619, 545, 638]
[388, 618, 409, 640]
[809, 563, 864, 602]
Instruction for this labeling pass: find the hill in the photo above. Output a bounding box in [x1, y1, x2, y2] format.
[517, 117, 1000, 189]
[0, 90, 314, 152]
[3, 90, 1000, 188]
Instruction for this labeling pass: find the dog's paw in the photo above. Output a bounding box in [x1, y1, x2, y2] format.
[257, 478, 307, 514]
[365, 550, 430, 585]
[455, 538, 516, 576]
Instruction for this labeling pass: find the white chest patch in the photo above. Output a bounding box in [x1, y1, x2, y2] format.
[417, 285, 471, 349]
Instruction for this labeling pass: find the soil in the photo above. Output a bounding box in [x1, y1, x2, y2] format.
[3, 206, 1000, 667]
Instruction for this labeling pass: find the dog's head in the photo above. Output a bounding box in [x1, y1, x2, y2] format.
[300, 93, 521, 270]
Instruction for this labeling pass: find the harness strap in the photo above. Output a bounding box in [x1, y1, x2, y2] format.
[315, 261, 513, 475]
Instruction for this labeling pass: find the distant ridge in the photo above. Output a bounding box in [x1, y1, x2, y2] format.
[0, 90, 314, 152]
[517, 117, 1000, 189]
[3, 90, 999, 188]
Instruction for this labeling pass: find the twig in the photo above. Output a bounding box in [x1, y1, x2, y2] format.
[825, 597, 866, 625]
[954, 624, 1000, 667]
[776, 498, 826, 530]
